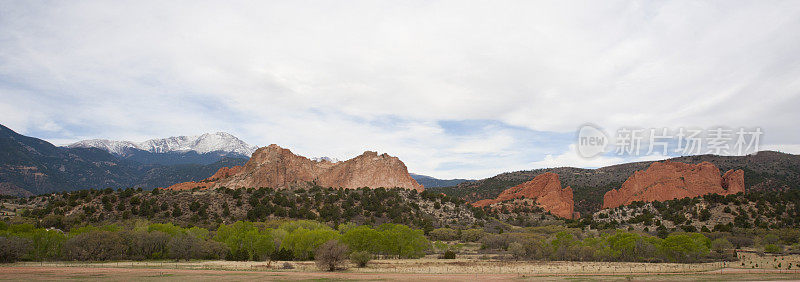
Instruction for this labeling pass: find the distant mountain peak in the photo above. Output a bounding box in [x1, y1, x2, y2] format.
[67, 132, 258, 157]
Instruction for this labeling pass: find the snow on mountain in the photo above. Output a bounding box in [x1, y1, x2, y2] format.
[67, 139, 139, 155]
[67, 132, 258, 157]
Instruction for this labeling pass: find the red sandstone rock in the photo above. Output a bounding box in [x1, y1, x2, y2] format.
[207, 166, 243, 181]
[471, 172, 575, 219]
[722, 169, 745, 194]
[168, 144, 423, 192]
[602, 161, 745, 209]
[166, 165, 244, 190]
[316, 151, 423, 191]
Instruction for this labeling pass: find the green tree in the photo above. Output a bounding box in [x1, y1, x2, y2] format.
[147, 223, 184, 236]
[659, 233, 710, 262]
[376, 223, 430, 258]
[25, 228, 66, 261]
[282, 228, 339, 260]
[242, 229, 275, 261]
[604, 231, 640, 261]
[341, 225, 381, 253]
[349, 251, 372, 267]
[186, 227, 210, 240]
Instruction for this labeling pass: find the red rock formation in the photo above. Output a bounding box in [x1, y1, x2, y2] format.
[166, 166, 243, 191]
[722, 169, 746, 194]
[472, 173, 575, 219]
[168, 144, 423, 192]
[317, 151, 423, 191]
[602, 161, 745, 209]
[207, 166, 244, 181]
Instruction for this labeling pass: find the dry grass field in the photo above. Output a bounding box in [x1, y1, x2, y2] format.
[3, 253, 800, 281]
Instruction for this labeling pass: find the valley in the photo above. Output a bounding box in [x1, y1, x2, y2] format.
[2, 124, 800, 281]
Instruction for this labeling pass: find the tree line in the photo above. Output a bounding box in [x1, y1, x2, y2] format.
[0, 219, 430, 263]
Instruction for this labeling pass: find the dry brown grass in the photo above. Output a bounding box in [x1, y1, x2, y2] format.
[4, 256, 720, 274]
[4, 252, 800, 281]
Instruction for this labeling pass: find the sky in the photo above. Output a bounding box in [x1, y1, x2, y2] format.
[1, 1, 799, 179]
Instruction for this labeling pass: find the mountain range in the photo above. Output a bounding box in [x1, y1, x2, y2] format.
[4, 122, 800, 218]
[0, 124, 472, 196]
[409, 173, 473, 188]
[0, 124, 247, 196]
[67, 133, 257, 165]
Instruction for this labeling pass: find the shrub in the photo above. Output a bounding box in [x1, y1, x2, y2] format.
[711, 238, 733, 253]
[461, 228, 485, 242]
[122, 230, 170, 260]
[0, 236, 32, 263]
[168, 234, 202, 261]
[349, 251, 372, 267]
[63, 231, 126, 261]
[315, 240, 349, 271]
[441, 250, 456, 259]
[765, 244, 782, 254]
[508, 242, 526, 259]
[430, 228, 458, 241]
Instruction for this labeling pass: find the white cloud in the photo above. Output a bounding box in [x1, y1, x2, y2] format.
[1, 1, 798, 179]
[762, 144, 800, 155]
[529, 144, 669, 169]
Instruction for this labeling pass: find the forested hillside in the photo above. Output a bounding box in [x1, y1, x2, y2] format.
[430, 151, 800, 214]
[0, 124, 247, 195]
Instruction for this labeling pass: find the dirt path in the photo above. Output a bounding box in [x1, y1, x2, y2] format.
[2, 266, 800, 281]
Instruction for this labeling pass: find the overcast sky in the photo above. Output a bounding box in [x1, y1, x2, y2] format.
[1, 1, 799, 179]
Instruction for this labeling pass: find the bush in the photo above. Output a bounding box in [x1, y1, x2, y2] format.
[168, 234, 202, 261]
[508, 242, 526, 259]
[63, 231, 126, 261]
[315, 240, 349, 271]
[0, 236, 32, 263]
[765, 244, 782, 254]
[430, 228, 458, 241]
[441, 250, 456, 259]
[349, 251, 372, 267]
[711, 238, 733, 253]
[461, 228, 485, 242]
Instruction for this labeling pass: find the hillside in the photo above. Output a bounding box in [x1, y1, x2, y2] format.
[429, 151, 800, 215]
[3, 186, 481, 231]
[589, 190, 800, 234]
[410, 173, 473, 188]
[0, 124, 247, 196]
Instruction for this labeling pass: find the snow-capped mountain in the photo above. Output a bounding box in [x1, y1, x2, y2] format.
[67, 132, 258, 157]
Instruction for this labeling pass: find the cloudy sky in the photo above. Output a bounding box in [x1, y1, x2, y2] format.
[1, 1, 799, 179]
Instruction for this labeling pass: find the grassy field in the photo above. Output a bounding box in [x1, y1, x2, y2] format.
[3, 254, 800, 281]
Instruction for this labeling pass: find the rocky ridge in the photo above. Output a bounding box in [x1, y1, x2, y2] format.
[602, 161, 745, 209]
[169, 144, 424, 191]
[472, 172, 576, 219]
